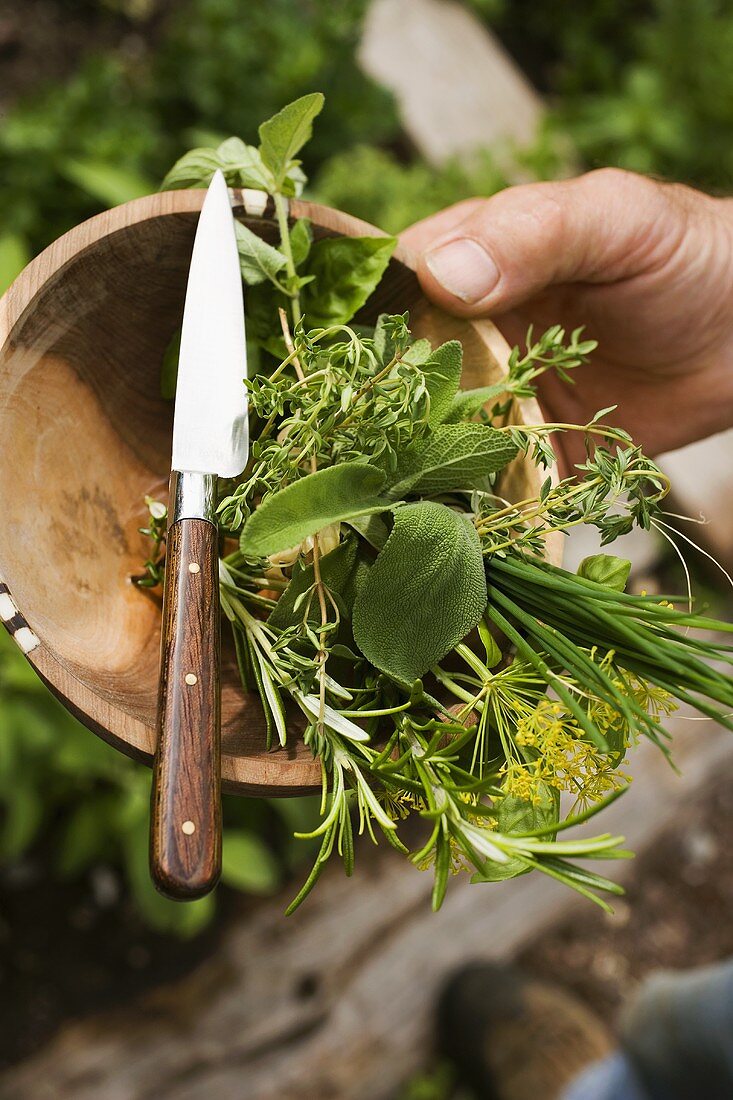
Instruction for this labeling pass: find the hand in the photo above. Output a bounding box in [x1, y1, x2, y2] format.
[401, 168, 733, 472]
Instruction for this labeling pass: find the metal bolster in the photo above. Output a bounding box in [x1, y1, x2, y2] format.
[170, 471, 217, 525]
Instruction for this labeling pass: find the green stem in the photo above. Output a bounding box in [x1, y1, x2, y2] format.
[274, 191, 301, 326]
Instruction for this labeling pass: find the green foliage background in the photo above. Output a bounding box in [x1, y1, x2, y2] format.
[0, 0, 730, 932]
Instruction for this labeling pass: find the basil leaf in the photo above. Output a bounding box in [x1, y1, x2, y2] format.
[240, 463, 389, 559]
[423, 340, 463, 426]
[258, 93, 324, 187]
[389, 423, 518, 499]
[578, 553, 632, 592]
[352, 502, 487, 683]
[234, 221, 287, 286]
[444, 382, 508, 424]
[269, 537, 361, 629]
[302, 236, 397, 329]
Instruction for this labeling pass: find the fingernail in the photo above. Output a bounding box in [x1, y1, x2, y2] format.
[425, 239, 500, 303]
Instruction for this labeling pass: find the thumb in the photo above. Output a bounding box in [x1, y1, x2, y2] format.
[407, 169, 685, 316]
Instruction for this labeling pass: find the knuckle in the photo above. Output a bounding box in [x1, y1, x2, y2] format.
[474, 183, 567, 241]
[581, 166, 653, 200]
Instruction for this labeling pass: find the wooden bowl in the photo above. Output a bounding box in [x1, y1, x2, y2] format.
[0, 189, 561, 795]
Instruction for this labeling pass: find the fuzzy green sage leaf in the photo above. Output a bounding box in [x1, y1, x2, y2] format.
[352, 501, 487, 683]
[389, 423, 519, 499]
[240, 462, 389, 559]
[423, 340, 464, 427]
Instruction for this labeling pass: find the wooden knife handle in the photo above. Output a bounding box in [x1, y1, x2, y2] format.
[151, 517, 222, 900]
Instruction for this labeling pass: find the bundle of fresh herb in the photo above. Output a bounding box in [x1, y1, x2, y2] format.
[145, 93, 733, 913]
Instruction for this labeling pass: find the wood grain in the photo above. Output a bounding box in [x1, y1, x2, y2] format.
[151, 518, 221, 899]
[0, 189, 562, 795]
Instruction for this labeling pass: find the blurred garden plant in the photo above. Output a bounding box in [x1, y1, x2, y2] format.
[0, 629, 287, 934]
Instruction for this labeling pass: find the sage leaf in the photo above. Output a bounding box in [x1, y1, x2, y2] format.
[403, 338, 433, 366]
[389, 423, 518, 498]
[347, 512, 390, 550]
[234, 221, 287, 286]
[240, 463, 389, 559]
[423, 340, 463, 427]
[269, 537, 361, 629]
[160, 147, 222, 191]
[258, 92, 324, 187]
[352, 501, 487, 683]
[578, 553, 631, 592]
[444, 382, 508, 424]
[302, 236, 397, 329]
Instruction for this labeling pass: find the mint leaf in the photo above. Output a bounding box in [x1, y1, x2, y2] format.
[240, 463, 389, 559]
[578, 553, 631, 592]
[258, 93, 324, 188]
[234, 221, 287, 286]
[289, 217, 313, 267]
[444, 382, 508, 424]
[161, 138, 274, 192]
[216, 138, 273, 191]
[302, 236, 396, 329]
[269, 537, 361, 629]
[389, 423, 518, 498]
[160, 147, 223, 191]
[423, 341, 463, 426]
[352, 502, 487, 683]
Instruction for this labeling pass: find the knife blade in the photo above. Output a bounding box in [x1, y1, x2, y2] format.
[150, 169, 248, 900]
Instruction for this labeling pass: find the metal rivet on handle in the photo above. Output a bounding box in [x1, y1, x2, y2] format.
[181, 820, 196, 835]
[185, 672, 198, 685]
[188, 562, 200, 574]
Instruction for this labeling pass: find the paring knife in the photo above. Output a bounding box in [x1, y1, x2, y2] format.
[150, 169, 248, 900]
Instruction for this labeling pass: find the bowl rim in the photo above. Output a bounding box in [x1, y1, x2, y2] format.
[0, 188, 561, 795]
